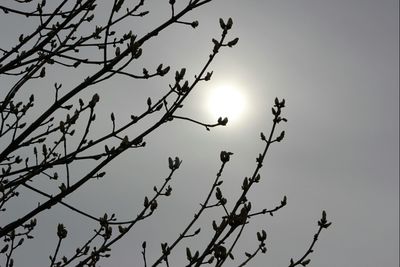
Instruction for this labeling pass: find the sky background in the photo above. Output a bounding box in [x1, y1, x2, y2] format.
[0, 0, 398, 266]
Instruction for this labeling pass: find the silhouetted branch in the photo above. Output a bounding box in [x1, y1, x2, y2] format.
[171, 115, 226, 131]
[288, 211, 332, 267]
[0, 1, 330, 266]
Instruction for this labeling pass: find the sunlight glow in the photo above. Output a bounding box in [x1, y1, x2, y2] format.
[206, 84, 246, 125]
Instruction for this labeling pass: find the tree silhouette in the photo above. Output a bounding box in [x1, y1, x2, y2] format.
[0, 1, 331, 266]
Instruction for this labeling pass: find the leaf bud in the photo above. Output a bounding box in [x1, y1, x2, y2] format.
[89, 93, 100, 108]
[134, 48, 142, 59]
[227, 37, 239, 47]
[219, 18, 226, 29]
[147, 97, 152, 109]
[204, 71, 213, 81]
[39, 67, 46, 78]
[276, 131, 285, 142]
[261, 230, 267, 240]
[131, 115, 138, 122]
[59, 183, 67, 192]
[212, 220, 218, 231]
[142, 68, 149, 77]
[257, 231, 263, 242]
[242, 177, 249, 190]
[217, 117, 228, 126]
[150, 200, 158, 211]
[280, 98, 286, 107]
[179, 68, 186, 79]
[274, 97, 280, 107]
[118, 225, 128, 234]
[174, 157, 181, 169]
[186, 247, 192, 260]
[181, 80, 189, 92]
[1, 244, 9, 253]
[161, 66, 170, 76]
[281, 195, 287, 206]
[156, 64, 163, 74]
[226, 18, 233, 29]
[120, 135, 129, 147]
[220, 151, 233, 163]
[168, 157, 174, 170]
[215, 187, 222, 200]
[57, 223, 68, 239]
[114, 0, 124, 12]
[155, 103, 163, 111]
[220, 198, 227, 205]
[59, 121, 65, 133]
[191, 20, 199, 28]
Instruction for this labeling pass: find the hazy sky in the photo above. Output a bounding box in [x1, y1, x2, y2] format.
[0, 1, 398, 266]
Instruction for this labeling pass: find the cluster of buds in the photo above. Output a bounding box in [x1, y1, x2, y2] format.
[57, 223, 68, 239]
[220, 151, 233, 163]
[213, 245, 227, 260]
[168, 156, 181, 170]
[272, 97, 287, 124]
[256, 229, 268, 253]
[143, 196, 158, 212]
[161, 242, 170, 256]
[175, 68, 186, 82]
[217, 117, 228, 126]
[228, 203, 251, 228]
[156, 64, 170, 76]
[212, 18, 239, 54]
[127, 36, 142, 59]
[186, 247, 200, 263]
[219, 18, 233, 31]
[318, 210, 332, 229]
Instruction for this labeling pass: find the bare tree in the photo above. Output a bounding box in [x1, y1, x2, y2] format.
[0, 1, 331, 266]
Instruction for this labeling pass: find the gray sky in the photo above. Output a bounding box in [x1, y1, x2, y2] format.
[0, 0, 398, 266]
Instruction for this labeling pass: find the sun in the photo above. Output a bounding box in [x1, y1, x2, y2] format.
[206, 83, 246, 125]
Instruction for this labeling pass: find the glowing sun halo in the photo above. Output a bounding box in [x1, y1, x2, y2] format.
[207, 84, 246, 125]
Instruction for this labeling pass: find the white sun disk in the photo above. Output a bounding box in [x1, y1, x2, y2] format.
[207, 85, 245, 124]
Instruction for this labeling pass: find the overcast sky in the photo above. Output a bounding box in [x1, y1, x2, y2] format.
[1, 1, 398, 266]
